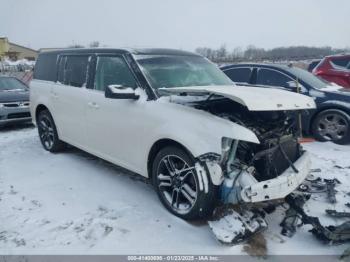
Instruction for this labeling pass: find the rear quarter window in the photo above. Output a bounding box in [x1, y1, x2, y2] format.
[34, 53, 58, 81]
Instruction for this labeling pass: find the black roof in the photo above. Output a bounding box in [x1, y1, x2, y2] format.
[220, 63, 294, 71]
[39, 48, 200, 57]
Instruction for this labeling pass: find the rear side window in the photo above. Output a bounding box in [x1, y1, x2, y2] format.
[257, 69, 292, 87]
[331, 57, 350, 68]
[34, 53, 58, 81]
[224, 68, 252, 83]
[58, 55, 90, 87]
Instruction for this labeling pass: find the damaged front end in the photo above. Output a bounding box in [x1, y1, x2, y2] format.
[192, 99, 312, 245]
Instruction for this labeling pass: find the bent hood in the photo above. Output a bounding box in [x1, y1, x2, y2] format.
[159, 85, 316, 111]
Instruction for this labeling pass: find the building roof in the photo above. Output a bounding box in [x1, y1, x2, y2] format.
[9, 42, 38, 53]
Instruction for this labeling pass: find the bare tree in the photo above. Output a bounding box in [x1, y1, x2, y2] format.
[89, 41, 100, 48]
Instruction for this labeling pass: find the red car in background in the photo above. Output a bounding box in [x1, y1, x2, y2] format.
[313, 54, 350, 88]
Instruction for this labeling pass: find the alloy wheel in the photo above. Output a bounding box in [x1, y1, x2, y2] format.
[156, 155, 198, 215]
[38, 115, 55, 150]
[317, 113, 349, 141]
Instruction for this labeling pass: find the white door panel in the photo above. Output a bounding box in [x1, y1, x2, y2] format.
[51, 84, 87, 146]
[85, 89, 156, 173]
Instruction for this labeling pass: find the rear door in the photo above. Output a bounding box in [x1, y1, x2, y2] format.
[254, 68, 308, 93]
[51, 54, 90, 147]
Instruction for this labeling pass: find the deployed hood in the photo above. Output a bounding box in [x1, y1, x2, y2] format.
[159, 85, 316, 111]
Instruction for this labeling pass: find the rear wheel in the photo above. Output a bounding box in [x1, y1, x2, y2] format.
[37, 109, 65, 152]
[152, 146, 217, 220]
[312, 109, 350, 145]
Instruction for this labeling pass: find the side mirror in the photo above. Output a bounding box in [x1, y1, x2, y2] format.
[105, 85, 139, 100]
[287, 81, 307, 93]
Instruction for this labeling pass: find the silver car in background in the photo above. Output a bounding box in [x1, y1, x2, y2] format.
[0, 76, 31, 127]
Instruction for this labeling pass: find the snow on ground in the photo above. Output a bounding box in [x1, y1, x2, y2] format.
[0, 125, 350, 255]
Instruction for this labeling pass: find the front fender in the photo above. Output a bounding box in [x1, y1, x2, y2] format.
[141, 101, 260, 176]
[151, 119, 259, 158]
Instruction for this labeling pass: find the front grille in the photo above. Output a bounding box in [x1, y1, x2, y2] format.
[3, 102, 30, 108]
[7, 112, 31, 119]
[254, 136, 299, 180]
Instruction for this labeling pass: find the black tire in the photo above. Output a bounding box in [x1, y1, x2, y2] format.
[37, 109, 65, 152]
[311, 109, 350, 145]
[152, 146, 217, 220]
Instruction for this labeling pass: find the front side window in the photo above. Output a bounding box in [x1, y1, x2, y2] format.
[94, 56, 137, 91]
[224, 68, 252, 83]
[257, 69, 292, 88]
[135, 55, 233, 90]
[57, 55, 89, 87]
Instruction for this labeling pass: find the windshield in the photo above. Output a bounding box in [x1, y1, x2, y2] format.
[135, 55, 233, 90]
[288, 67, 329, 89]
[0, 77, 27, 91]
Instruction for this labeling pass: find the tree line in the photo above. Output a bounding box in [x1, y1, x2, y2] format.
[195, 45, 350, 63]
[67, 42, 349, 63]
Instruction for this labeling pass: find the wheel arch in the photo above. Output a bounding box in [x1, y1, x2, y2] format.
[35, 104, 49, 122]
[147, 138, 194, 180]
[309, 104, 350, 134]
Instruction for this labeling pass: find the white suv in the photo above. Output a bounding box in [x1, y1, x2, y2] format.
[30, 48, 315, 220]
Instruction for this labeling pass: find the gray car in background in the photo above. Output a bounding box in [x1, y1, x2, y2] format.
[0, 76, 31, 127]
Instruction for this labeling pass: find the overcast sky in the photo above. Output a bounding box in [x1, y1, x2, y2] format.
[1, 0, 349, 51]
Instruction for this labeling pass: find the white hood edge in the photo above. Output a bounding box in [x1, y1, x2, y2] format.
[159, 85, 316, 111]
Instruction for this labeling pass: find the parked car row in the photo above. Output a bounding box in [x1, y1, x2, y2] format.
[0, 47, 347, 231]
[312, 54, 350, 88]
[221, 63, 350, 144]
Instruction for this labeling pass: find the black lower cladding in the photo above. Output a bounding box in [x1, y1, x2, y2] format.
[7, 112, 31, 119]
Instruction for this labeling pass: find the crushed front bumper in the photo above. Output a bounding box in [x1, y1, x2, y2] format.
[240, 151, 311, 203]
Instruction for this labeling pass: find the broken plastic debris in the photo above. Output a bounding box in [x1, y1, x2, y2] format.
[208, 207, 267, 245]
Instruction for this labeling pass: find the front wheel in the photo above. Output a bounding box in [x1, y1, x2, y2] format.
[37, 109, 65, 152]
[152, 146, 217, 220]
[311, 109, 350, 145]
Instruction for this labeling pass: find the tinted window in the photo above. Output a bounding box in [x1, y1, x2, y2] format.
[94, 56, 137, 91]
[57, 56, 66, 83]
[34, 53, 58, 81]
[331, 57, 350, 68]
[308, 60, 320, 72]
[257, 69, 292, 87]
[224, 68, 252, 83]
[59, 55, 89, 87]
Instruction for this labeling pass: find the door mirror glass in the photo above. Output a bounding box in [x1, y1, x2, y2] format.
[105, 85, 139, 100]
